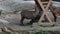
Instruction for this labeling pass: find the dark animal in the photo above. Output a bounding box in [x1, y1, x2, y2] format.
[20, 8, 42, 26]
[20, 0, 57, 26]
[49, 6, 57, 22]
[20, 0, 43, 26]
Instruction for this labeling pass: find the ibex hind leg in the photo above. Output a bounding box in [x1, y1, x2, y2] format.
[33, 15, 41, 22]
[20, 16, 25, 26]
[26, 18, 35, 25]
[52, 12, 57, 22]
[54, 16, 57, 22]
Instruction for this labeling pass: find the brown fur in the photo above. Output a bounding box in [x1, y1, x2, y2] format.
[53, 7, 60, 16]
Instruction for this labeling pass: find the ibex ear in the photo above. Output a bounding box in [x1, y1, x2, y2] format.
[53, 7, 56, 10]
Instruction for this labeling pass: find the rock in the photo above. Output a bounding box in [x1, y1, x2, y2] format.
[0, 19, 9, 25]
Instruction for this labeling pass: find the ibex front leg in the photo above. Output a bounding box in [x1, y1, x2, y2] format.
[20, 16, 25, 26]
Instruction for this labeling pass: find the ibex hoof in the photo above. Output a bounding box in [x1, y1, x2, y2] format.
[25, 23, 33, 26]
[20, 24, 25, 26]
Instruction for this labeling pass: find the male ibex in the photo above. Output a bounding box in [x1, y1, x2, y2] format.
[20, 0, 57, 26]
[20, 0, 43, 26]
[20, 7, 42, 26]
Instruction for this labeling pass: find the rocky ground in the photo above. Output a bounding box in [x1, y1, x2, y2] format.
[0, 12, 60, 34]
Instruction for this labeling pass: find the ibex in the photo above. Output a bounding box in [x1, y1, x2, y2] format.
[20, 7, 42, 26]
[20, 0, 57, 26]
[20, 0, 43, 26]
[50, 6, 57, 22]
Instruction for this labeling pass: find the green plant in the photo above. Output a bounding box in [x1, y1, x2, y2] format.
[13, 10, 18, 14]
[0, 10, 2, 15]
[4, 32, 12, 34]
[35, 31, 51, 34]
